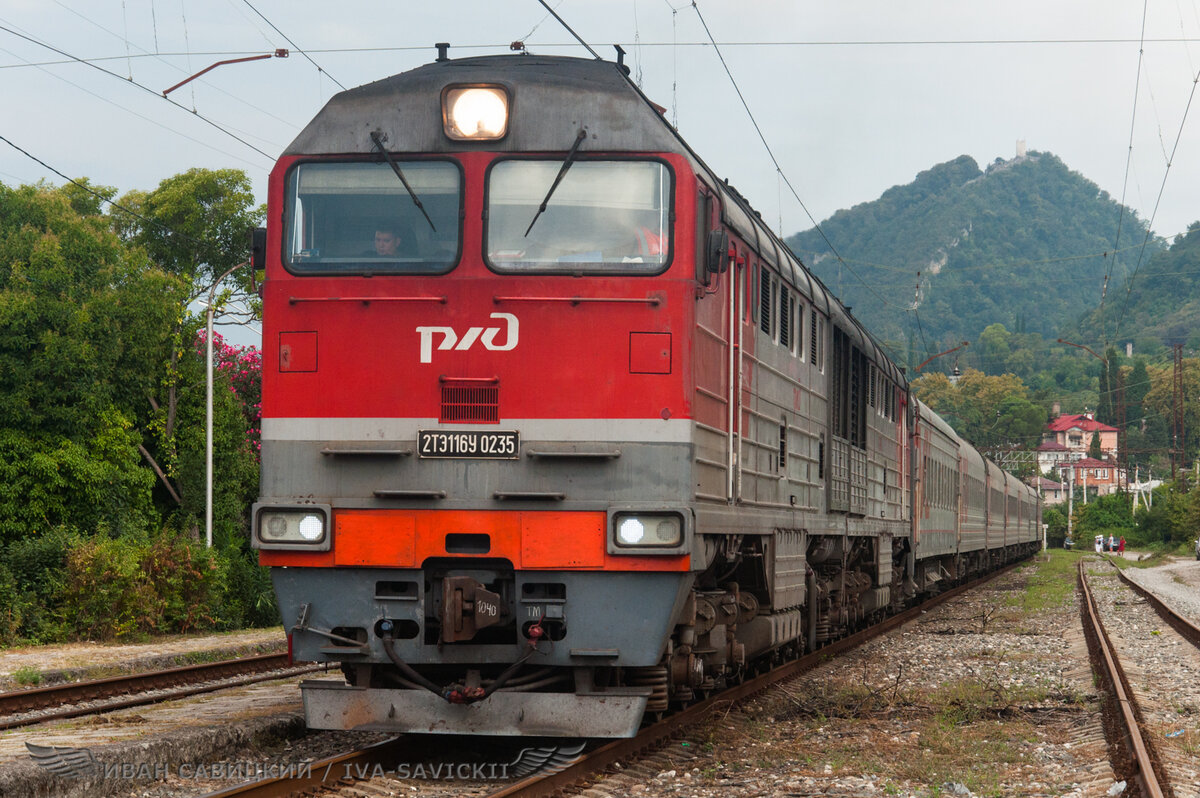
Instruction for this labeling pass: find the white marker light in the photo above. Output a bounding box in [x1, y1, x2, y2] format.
[298, 514, 324, 541]
[444, 86, 509, 140]
[616, 517, 645, 546]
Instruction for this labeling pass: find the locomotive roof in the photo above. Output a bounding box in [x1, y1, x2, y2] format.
[285, 53, 904, 388]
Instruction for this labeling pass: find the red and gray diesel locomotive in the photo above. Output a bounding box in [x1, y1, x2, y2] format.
[252, 47, 1041, 738]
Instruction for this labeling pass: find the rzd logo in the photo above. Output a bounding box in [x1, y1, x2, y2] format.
[416, 313, 518, 364]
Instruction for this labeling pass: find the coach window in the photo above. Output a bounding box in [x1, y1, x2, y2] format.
[284, 161, 462, 275]
[485, 159, 671, 273]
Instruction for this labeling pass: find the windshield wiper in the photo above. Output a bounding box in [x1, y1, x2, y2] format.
[525, 128, 587, 237]
[370, 131, 437, 232]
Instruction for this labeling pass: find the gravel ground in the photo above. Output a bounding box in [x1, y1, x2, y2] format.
[0, 628, 287, 690]
[6, 554, 1200, 797]
[571, 554, 1121, 798]
[1086, 556, 1200, 797]
[1119, 554, 1200, 624]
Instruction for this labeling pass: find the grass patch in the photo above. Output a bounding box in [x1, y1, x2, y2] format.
[1017, 549, 1079, 613]
[11, 665, 41, 686]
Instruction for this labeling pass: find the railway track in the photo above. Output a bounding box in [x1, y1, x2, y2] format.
[1077, 559, 1167, 798]
[1110, 559, 1200, 648]
[0, 652, 323, 731]
[200, 563, 1022, 798]
[1096, 556, 1200, 797]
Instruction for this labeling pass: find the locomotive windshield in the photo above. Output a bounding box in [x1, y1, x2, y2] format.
[485, 159, 671, 273]
[284, 160, 462, 274]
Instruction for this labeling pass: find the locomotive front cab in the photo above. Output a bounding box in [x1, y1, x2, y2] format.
[256, 55, 708, 737]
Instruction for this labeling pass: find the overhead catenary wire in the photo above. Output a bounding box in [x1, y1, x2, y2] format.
[1112, 60, 1200, 344]
[0, 43, 266, 170]
[534, 0, 601, 59]
[0, 21, 274, 161]
[42, 1, 301, 129]
[239, 0, 345, 91]
[1098, 0, 1149, 349]
[14, 36, 1200, 65]
[9, 34, 1200, 76]
[687, 1, 908, 317]
[0, 131, 205, 247]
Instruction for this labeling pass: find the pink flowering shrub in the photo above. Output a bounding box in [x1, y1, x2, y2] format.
[195, 331, 262, 459]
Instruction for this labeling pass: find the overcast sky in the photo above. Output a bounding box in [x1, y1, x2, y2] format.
[3, 2, 1200, 311]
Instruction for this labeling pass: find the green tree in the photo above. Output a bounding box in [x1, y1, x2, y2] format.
[1088, 431, 1102, 459]
[1143, 359, 1200, 463]
[110, 169, 264, 517]
[114, 168, 261, 294]
[0, 175, 272, 642]
[1074, 493, 1134, 537]
[1096, 346, 1123, 425]
[978, 323, 1012, 373]
[1043, 505, 1068, 547]
[0, 182, 181, 542]
[1126, 359, 1150, 426]
[913, 368, 1045, 450]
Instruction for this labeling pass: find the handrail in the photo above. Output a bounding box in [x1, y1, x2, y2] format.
[493, 295, 661, 306]
[289, 296, 446, 305]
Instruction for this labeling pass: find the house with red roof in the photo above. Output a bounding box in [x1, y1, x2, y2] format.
[1035, 440, 1071, 475]
[1027, 475, 1067, 505]
[1054, 456, 1122, 499]
[1043, 412, 1118, 459]
[1040, 411, 1124, 496]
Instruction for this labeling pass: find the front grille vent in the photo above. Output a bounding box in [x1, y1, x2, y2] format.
[440, 380, 500, 423]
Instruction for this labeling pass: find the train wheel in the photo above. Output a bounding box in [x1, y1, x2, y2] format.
[628, 666, 669, 713]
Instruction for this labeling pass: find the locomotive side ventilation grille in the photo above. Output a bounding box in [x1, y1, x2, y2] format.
[440, 379, 500, 423]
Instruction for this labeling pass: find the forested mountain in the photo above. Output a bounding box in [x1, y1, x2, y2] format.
[1077, 222, 1200, 351]
[786, 152, 1162, 365]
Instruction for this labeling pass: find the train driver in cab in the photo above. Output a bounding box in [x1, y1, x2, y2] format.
[370, 223, 405, 258]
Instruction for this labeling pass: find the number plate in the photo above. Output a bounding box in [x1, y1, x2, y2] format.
[418, 430, 520, 459]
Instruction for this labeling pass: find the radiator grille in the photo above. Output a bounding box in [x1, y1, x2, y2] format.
[440, 382, 499, 423]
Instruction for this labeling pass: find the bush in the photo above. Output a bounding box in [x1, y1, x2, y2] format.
[1044, 505, 1068, 546]
[3, 528, 71, 642]
[52, 531, 277, 641]
[1073, 493, 1134, 538]
[60, 534, 156, 639]
[0, 563, 22, 642]
[142, 533, 224, 632]
[219, 547, 279, 629]
[59, 532, 224, 640]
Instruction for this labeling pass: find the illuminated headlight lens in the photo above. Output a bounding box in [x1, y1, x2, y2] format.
[613, 514, 683, 548]
[298, 514, 324, 541]
[258, 509, 326, 544]
[443, 86, 509, 140]
[617, 517, 645, 545]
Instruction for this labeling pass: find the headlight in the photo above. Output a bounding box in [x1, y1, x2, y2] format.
[253, 504, 331, 550]
[443, 85, 509, 141]
[612, 513, 683, 548]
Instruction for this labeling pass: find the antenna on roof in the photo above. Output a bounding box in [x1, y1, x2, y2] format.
[535, 0, 601, 60]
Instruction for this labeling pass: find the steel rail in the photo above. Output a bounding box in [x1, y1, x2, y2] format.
[198, 738, 416, 798]
[492, 560, 1023, 798]
[206, 559, 1027, 798]
[1077, 560, 1166, 798]
[1110, 561, 1200, 648]
[0, 652, 321, 730]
